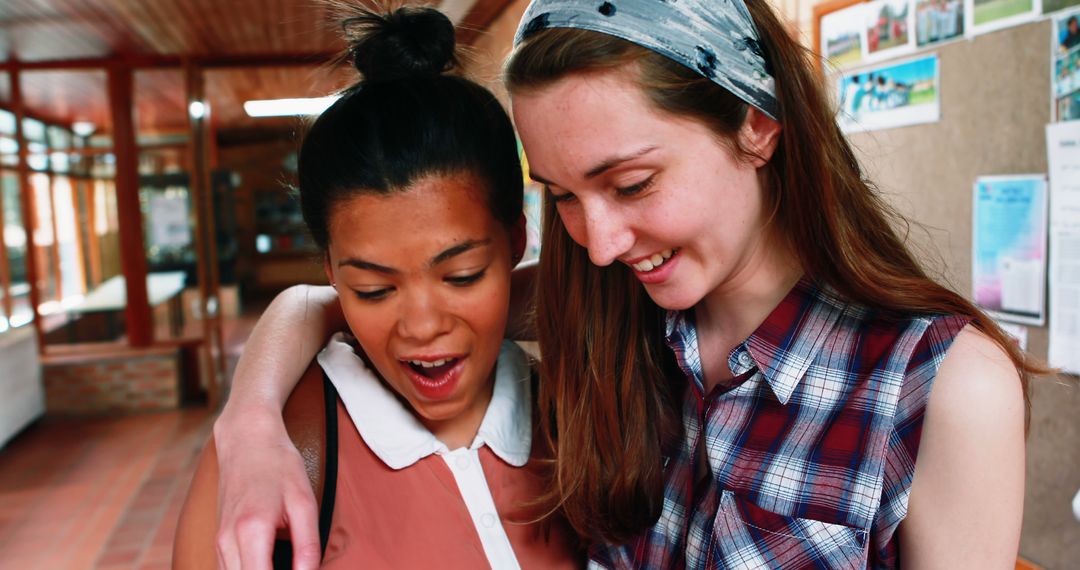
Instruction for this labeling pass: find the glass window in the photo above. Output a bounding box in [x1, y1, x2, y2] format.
[0, 136, 15, 168]
[27, 142, 48, 171]
[52, 176, 84, 301]
[22, 118, 45, 142]
[2, 172, 31, 327]
[47, 126, 70, 150]
[0, 109, 15, 135]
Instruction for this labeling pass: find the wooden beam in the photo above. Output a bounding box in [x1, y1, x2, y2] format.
[186, 62, 226, 408]
[46, 174, 63, 302]
[107, 64, 153, 347]
[0, 52, 338, 72]
[9, 70, 46, 350]
[456, 0, 515, 46]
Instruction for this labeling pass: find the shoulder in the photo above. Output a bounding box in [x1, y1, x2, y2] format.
[283, 362, 331, 502]
[928, 324, 1023, 427]
[897, 324, 1025, 566]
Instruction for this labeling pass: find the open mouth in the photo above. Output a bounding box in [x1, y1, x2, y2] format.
[630, 248, 678, 273]
[405, 357, 460, 381]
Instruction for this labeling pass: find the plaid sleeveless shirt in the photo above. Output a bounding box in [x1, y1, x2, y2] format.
[589, 278, 969, 569]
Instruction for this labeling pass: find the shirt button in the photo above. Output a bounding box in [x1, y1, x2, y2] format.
[738, 352, 752, 367]
[481, 513, 497, 528]
[456, 455, 471, 469]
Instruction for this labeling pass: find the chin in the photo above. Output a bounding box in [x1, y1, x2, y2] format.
[643, 284, 702, 312]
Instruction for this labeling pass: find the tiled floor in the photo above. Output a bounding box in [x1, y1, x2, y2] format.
[0, 304, 264, 570]
[0, 408, 215, 570]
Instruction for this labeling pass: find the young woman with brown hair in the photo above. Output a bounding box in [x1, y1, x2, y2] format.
[211, 0, 1032, 567]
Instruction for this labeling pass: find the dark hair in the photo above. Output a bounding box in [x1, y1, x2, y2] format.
[506, 0, 1040, 545]
[299, 6, 522, 250]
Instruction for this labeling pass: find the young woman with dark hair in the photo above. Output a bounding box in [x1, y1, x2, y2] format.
[173, 7, 578, 568]
[211, 0, 1033, 567]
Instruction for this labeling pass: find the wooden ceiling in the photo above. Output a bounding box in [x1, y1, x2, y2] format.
[0, 0, 512, 137]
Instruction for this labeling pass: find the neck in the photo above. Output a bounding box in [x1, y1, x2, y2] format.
[420, 373, 495, 450]
[693, 235, 802, 390]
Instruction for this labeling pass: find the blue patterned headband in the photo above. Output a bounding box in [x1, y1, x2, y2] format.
[513, 0, 779, 120]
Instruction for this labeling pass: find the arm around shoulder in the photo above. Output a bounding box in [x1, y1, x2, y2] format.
[898, 324, 1025, 569]
[174, 435, 224, 570]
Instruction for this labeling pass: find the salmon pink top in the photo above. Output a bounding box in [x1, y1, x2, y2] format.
[315, 334, 580, 569]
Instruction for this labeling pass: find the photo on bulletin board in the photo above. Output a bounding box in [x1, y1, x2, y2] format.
[1044, 0, 1080, 15]
[837, 54, 940, 133]
[968, 0, 1039, 36]
[864, 0, 915, 60]
[1055, 8, 1080, 121]
[821, 3, 867, 68]
[915, 0, 966, 47]
[972, 175, 1049, 326]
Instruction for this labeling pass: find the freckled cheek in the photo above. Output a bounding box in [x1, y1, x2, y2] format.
[557, 209, 589, 248]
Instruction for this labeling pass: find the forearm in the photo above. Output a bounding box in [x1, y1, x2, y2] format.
[220, 284, 343, 419]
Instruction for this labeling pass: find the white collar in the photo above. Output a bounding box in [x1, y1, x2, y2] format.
[317, 333, 533, 470]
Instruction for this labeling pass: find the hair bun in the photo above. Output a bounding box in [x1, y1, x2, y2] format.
[343, 6, 458, 82]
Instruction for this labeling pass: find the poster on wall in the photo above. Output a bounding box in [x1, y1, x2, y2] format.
[972, 175, 1048, 326]
[837, 54, 940, 133]
[864, 0, 916, 60]
[1053, 8, 1080, 121]
[148, 193, 192, 249]
[821, 3, 867, 68]
[1046, 121, 1080, 374]
[968, 0, 1039, 36]
[915, 0, 966, 47]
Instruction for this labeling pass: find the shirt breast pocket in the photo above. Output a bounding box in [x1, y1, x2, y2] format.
[709, 490, 869, 570]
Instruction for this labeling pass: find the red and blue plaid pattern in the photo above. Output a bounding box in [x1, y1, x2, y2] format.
[589, 279, 968, 569]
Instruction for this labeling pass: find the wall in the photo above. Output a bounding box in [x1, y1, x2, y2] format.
[42, 345, 181, 414]
[0, 327, 44, 449]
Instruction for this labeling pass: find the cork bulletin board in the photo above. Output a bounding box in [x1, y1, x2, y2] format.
[815, 3, 1079, 564]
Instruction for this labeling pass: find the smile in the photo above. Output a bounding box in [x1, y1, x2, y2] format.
[629, 249, 677, 273]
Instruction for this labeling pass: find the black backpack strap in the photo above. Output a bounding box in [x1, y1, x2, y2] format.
[270, 371, 340, 569]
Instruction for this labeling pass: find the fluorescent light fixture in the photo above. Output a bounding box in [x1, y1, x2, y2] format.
[72, 121, 96, 137]
[244, 96, 340, 117]
[189, 100, 208, 120]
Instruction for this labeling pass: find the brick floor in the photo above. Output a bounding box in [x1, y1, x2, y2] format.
[0, 405, 215, 570]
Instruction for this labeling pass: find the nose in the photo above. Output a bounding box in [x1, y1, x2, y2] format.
[396, 286, 451, 343]
[580, 201, 634, 267]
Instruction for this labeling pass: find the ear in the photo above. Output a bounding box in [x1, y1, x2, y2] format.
[323, 252, 335, 287]
[510, 214, 527, 266]
[740, 106, 782, 167]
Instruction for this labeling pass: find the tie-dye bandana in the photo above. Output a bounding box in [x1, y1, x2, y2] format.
[513, 0, 779, 120]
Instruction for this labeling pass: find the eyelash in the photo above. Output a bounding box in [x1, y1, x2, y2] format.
[350, 271, 486, 301]
[546, 174, 656, 204]
[616, 174, 656, 196]
[446, 270, 485, 286]
[354, 289, 390, 301]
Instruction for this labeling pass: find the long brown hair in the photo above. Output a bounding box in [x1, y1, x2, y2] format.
[507, 0, 1041, 545]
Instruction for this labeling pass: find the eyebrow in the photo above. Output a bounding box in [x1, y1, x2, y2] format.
[529, 145, 658, 186]
[337, 239, 492, 273]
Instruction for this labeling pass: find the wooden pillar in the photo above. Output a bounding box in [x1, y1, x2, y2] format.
[83, 179, 103, 288]
[186, 62, 225, 407]
[107, 64, 152, 347]
[9, 70, 45, 349]
[46, 173, 62, 302]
